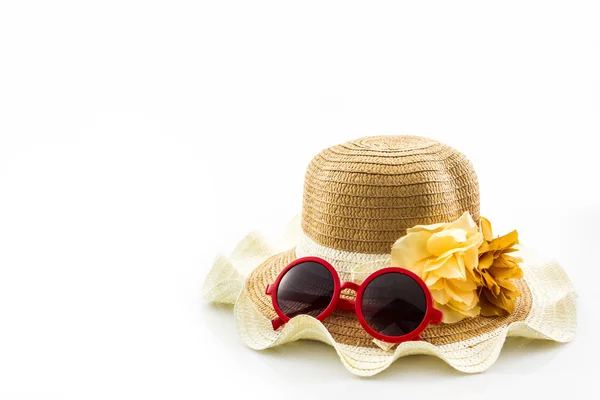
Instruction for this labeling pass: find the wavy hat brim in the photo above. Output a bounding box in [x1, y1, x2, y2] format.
[202, 216, 577, 377]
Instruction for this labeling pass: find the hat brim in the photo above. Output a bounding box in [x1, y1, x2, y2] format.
[203, 225, 577, 376]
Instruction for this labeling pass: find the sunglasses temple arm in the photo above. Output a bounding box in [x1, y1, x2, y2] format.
[271, 316, 284, 330]
[410, 308, 442, 342]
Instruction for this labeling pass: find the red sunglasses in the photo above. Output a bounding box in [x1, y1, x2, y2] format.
[265, 257, 443, 344]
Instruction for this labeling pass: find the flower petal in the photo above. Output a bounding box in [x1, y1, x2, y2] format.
[492, 255, 520, 269]
[480, 296, 506, 317]
[391, 230, 432, 269]
[447, 211, 479, 235]
[435, 304, 467, 323]
[436, 300, 480, 323]
[484, 290, 516, 314]
[431, 256, 466, 280]
[426, 229, 467, 256]
[489, 230, 519, 250]
[431, 289, 450, 305]
[445, 280, 477, 305]
[423, 254, 451, 273]
[480, 216, 494, 242]
[448, 275, 477, 291]
[488, 265, 522, 279]
[425, 273, 442, 287]
[496, 277, 520, 292]
[478, 252, 495, 270]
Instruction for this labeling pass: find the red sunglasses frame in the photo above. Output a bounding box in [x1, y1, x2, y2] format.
[265, 256, 443, 344]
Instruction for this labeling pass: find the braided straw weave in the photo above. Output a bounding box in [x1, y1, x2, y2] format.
[302, 136, 480, 254]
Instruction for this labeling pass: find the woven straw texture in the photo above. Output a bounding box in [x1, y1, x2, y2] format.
[302, 136, 480, 254]
[202, 222, 577, 376]
[202, 136, 577, 376]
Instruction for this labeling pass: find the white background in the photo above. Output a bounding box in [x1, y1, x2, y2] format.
[1, 1, 599, 399]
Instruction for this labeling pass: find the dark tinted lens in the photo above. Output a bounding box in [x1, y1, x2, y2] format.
[276, 261, 335, 318]
[361, 272, 427, 337]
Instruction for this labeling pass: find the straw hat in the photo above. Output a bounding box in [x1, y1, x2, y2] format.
[202, 136, 577, 376]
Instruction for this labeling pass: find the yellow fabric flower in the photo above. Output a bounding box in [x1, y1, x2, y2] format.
[391, 212, 483, 323]
[475, 217, 524, 317]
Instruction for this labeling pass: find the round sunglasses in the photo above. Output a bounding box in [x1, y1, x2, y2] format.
[265, 257, 443, 343]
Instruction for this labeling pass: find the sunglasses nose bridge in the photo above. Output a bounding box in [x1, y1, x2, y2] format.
[336, 281, 360, 312]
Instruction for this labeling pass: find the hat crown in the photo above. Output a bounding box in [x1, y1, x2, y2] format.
[301, 135, 480, 254]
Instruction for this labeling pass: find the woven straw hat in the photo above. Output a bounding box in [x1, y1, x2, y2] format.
[203, 135, 577, 376]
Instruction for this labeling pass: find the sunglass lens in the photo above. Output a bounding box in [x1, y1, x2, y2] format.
[361, 273, 427, 337]
[276, 261, 335, 318]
